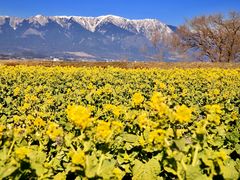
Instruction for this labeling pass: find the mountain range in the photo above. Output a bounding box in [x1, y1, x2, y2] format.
[0, 15, 176, 61]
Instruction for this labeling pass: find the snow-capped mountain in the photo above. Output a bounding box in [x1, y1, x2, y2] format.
[0, 15, 175, 61]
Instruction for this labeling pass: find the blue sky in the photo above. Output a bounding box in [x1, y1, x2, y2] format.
[0, 0, 239, 25]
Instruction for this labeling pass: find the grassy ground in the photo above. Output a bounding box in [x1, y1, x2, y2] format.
[0, 59, 240, 69]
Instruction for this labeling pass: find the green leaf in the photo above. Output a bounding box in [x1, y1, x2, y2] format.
[236, 159, 240, 173]
[174, 138, 186, 151]
[200, 155, 214, 169]
[0, 146, 8, 162]
[164, 167, 177, 175]
[53, 172, 66, 180]
[29, 151, 47, 164]
[0, 160, 19, 179]
[64, 123, 74, 132]
[208, 136, 224, 148]
[226, 130, 239, 143]
[132, 158, 161, 180]
[220, 160, 239, 180]
[83, 141, 92, 152]
[235, 144, 240, 155]
[5, 96, 12, 104]
[185, 165, 210, 180]
[98, 159, 116, 179]
[85, 154, 98, 178]
[122, 133, 138, 143]
[0, 115, 7, 122]
[64, 132, 74, 147]
[125, 142, 133, 150]
[31, 162, 47, 177]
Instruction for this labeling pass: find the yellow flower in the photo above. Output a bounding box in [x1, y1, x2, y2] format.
[95, 121, 112, 141]
[157, 103, 169, 116]
[111, 121, 124, 134]
[103, 104, 122, 117]
[169, 86, 175, 93]
[0, 124, 5, 139]
[137, 113, 157, 130]
[138, 136, 145, 146]
[112, 106, 122, 117]
[165, 128, 174, 137]
[207, 113, 220, 125]
[103, 104, 114, 112]
[15, 147, 31, 160]
[113, 168, 123, 180]
[230, 111, 238, 121]
[150, 92, 170, 116]
[26, 115, 34, 122]
[205, 104, 222, 114]
[215, 149, 229, 161]
[71, 150, 85, 166]
[174, 105, 192, 123]
[132, 92, 144, 106]
[148, 129, 165, 145]
[66, 105, 92, 129]
[150, 92, 166, 105]
[13, 115, 21, 123]
[212, 89, 220, 95]
[25, 94, 37, 102]
[46, 122, 64, 141]
[176, 129, 187, 138]
[159, 82, 166, 89]
[34, 117, 46, 127]
[13, 87, 21, 96]
[22, 103, 31, 110]
[14, 127, 26, 138]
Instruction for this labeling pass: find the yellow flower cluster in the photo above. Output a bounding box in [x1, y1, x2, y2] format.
[103, 104, 122, 117]
[137, 112, 157, 130]
[205, 104, 222, 125]
[34, 117, 46, 127]
[15, 147, 31, 160]
[66, 105, 92, 129]
[70, 150, 86, 166]
[205, 104, 222, 114]
[95, 121, 112, 142]
[149, 129, 165, 145]
[111, 121, 124, 134]
[174, 105, 193, 123]
[132, 92, 144, 106]
[0, 124, 5, 139]
[46, 122, 64, 141]
[149, 92, 170, 117]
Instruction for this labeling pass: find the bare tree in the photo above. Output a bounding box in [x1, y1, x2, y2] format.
[139, 44, 148, 55]
[172, 11, 240, 62]
[150, 27, 170, 61]
[150, 27, 162, 50]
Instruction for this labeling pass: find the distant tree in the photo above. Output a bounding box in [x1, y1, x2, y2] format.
[172, 11, 240, 62]
[150, 27, 170, 61]
[139, 44, 148, 55]
[150, 27, 162, 50]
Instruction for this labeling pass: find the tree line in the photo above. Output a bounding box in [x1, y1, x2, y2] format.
[151, 11, 240, 62]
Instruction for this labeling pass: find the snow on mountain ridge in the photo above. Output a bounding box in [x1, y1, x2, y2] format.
[28, 15, 49, 26]
[0, 15, 173, 38]
[63, 15, 173, 37]
[0, 16, 23, 30]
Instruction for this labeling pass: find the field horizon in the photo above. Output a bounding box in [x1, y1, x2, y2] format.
[1, 59, 240, 69]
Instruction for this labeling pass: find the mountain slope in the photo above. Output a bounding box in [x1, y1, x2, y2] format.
[0, 15, 174, 61]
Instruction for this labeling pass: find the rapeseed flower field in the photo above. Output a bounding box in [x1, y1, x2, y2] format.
[0, 65, 239, 179]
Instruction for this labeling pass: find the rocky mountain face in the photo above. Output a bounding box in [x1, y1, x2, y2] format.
[0, 15, 176, 61]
